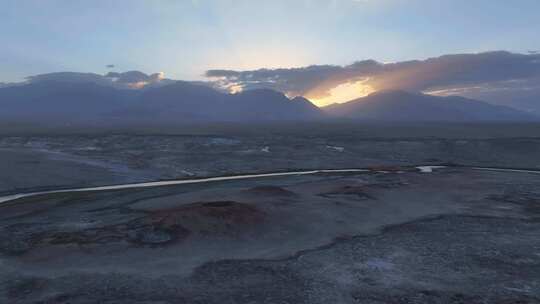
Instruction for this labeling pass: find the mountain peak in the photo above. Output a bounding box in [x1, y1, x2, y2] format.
[290, 96, 312, 103]
[237, 88, 287, 99]
[366, 89, 421, 98]
[323, 89, 536, 122]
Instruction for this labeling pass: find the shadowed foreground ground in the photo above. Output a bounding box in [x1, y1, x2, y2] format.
[1, 167, 539, 303]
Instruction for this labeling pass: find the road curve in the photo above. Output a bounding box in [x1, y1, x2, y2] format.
[1, 166, 540, 205]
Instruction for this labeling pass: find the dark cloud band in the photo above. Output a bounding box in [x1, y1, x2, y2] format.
[205, 51, 540, 100]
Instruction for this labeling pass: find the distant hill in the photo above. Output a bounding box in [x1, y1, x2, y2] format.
[1, 82, 536, 126]
[0, 81, 322, 125]
[130, 84, 322, 122]
[461, 86, 540, 116]
[127, 81, 229, 122]
[0, 81, 132, 123]
[225, 89, 322, 121]
[323, 90, 537, 122]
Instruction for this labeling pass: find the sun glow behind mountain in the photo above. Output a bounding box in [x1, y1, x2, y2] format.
[309, 80, 375, 107]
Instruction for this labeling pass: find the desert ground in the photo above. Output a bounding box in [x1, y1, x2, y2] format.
[1, 124, 540, 303]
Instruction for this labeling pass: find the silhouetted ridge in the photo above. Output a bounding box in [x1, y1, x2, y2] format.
[0, 81, 322, 124]
[323, 90, 536, 122]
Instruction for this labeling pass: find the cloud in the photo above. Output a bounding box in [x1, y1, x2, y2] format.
[7, 51, 540, 111]
[205, 51, 540, 103]
[25, 71, 172, 89]
[105, 71, 151, 83]
[105, 71, 154, 88]
[27, 72, 113, 86]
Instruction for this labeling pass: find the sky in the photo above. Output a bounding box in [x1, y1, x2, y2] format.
[1, 0, 540, 106]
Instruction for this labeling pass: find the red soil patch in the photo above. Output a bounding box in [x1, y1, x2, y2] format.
[243, 186, 296, 197]
[320, 185, 374, 200]
[149, 201, 265, 236]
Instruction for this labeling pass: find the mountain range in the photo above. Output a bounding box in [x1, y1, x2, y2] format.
[0, 80, 536, 126]
[324, 90, 536, 122]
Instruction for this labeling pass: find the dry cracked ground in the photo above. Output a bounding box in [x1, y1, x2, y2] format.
[1, 167, 540, 303]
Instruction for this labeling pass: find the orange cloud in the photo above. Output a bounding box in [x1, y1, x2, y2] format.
[309, 79, 375, 106]
[206, 51, 540, 106]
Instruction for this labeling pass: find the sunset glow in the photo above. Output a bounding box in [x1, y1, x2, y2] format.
[310, 80, 375, 107]
[228, 83, 244, 94]
[2, 2, 540, 301]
